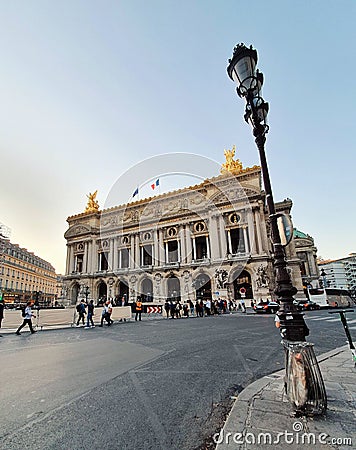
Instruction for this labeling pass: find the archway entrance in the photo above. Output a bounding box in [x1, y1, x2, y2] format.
[194, 273, 211, 301]
[233, 270, 253, 299]
[116, 281, 129, 304]
[167, 275, 181, 302]
[141, 278, 153, 302]
[70, 282, 80, 305]
[97, 280, 107, 304]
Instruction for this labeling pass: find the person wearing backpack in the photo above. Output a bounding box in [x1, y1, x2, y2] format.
[16, 302, 36, 335]
[76, 300, 86, 326]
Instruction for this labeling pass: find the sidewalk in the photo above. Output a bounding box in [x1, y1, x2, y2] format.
[216, 345, 356, 449]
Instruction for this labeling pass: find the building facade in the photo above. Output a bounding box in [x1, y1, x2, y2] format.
[293, 229, 320, 289]
[318, 253, 356, 294]
[63, 152, 313, 305]
[0, 237, 58, 305]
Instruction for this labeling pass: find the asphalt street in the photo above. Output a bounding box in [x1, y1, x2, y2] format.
[0, 310, 350, 450]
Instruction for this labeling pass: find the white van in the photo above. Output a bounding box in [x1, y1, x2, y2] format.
[308, 288, 353, 308]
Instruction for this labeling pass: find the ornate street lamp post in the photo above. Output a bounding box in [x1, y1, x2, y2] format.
[227, 43, 326, 415]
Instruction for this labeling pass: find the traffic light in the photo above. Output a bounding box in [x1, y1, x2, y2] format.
[0, 291, 3, 302]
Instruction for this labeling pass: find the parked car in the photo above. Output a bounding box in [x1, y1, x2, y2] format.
[253, 301, 280, 314]
[296, 299, 320, 311]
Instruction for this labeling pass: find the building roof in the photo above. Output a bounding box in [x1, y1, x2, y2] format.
[293, 229, 308, 239]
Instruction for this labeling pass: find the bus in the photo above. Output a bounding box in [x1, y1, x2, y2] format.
[307, 288, 354, 308]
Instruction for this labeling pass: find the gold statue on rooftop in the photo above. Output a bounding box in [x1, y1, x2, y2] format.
[221, 145, 243, 174]
[85, 190, 99, 213]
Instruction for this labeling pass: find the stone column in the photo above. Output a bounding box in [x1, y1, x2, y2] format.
[208, 214, 219, 260]
[247, 211, 257, 255]
[165, 242, 169, 264]
[153, 229, 159, 266]
[254, 209, 263, 254]
[65, 245, 71, 275]
[227, 230, 232, 254]
[113, 237, 118, 270]
[69, 245, 75, 273]
[83, 242, 88, 273]
[130, 234, 135, 269]
[243, 227, 249, 253]
[218, 215, 227, 258]
[192, 236, 196, 261]
[159, 229, 165, 265]
[109, 238, 114, 271]
[206, 235, 210, 259]
[259, 202, 269, 254]
[135, 234, 140, 269]
[186, 226, 193, 263]
[179, 226, 186, 264]
[177, 238, 181, 263]
[88, 239, 96, 273]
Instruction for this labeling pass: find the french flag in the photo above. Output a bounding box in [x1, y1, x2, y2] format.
[151, 179, 160, 190]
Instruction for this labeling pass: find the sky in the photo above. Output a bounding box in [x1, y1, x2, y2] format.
[0, 0, 355, 274]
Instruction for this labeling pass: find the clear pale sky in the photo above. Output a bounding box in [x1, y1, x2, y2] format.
[0, 1, 355, 274]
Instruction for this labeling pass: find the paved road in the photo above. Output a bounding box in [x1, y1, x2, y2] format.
[0, 310, 350, 450]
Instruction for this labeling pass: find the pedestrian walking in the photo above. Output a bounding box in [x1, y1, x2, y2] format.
[107, 299, 114, 325]
[199, 300, 204, 317]
[175, 300, 182, 318]
[76, 300, 86, 326]
[205, 299, 211, 316]
[16, 302, 37, 335]
[99, 302, 108, 326]
[170, 300, 175, 318]
[135, 297, 142, 321]
[164, 299, 170, 319]
[188, 299, 194, 316]
[240, 299, 246, 313]
[85, 300, 95, 328]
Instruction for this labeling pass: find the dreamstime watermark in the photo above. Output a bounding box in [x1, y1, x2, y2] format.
[213, 421, 353, 446]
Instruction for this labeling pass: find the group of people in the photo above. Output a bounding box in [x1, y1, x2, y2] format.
[76, 295, 138, 328]
[9, 295, 253, 336]
[75, 299, 115, 328]
[163, 298, 246, 319]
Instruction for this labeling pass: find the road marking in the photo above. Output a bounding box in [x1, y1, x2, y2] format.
[129, 371, 169, 450]
[233, 345, 254, 377]
[309, 317, 331, 321]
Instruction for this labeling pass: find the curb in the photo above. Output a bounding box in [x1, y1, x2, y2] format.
[215, 345, 350, 449]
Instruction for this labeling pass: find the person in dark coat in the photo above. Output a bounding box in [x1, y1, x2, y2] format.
[164, 300, 170, 319]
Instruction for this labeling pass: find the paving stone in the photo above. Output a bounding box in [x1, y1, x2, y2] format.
[217, 348, 355, 450]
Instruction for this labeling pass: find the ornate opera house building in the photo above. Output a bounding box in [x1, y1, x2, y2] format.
[63, 149, 317, 305]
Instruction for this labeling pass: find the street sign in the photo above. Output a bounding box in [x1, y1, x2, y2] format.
[147, 306, 162, 314]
